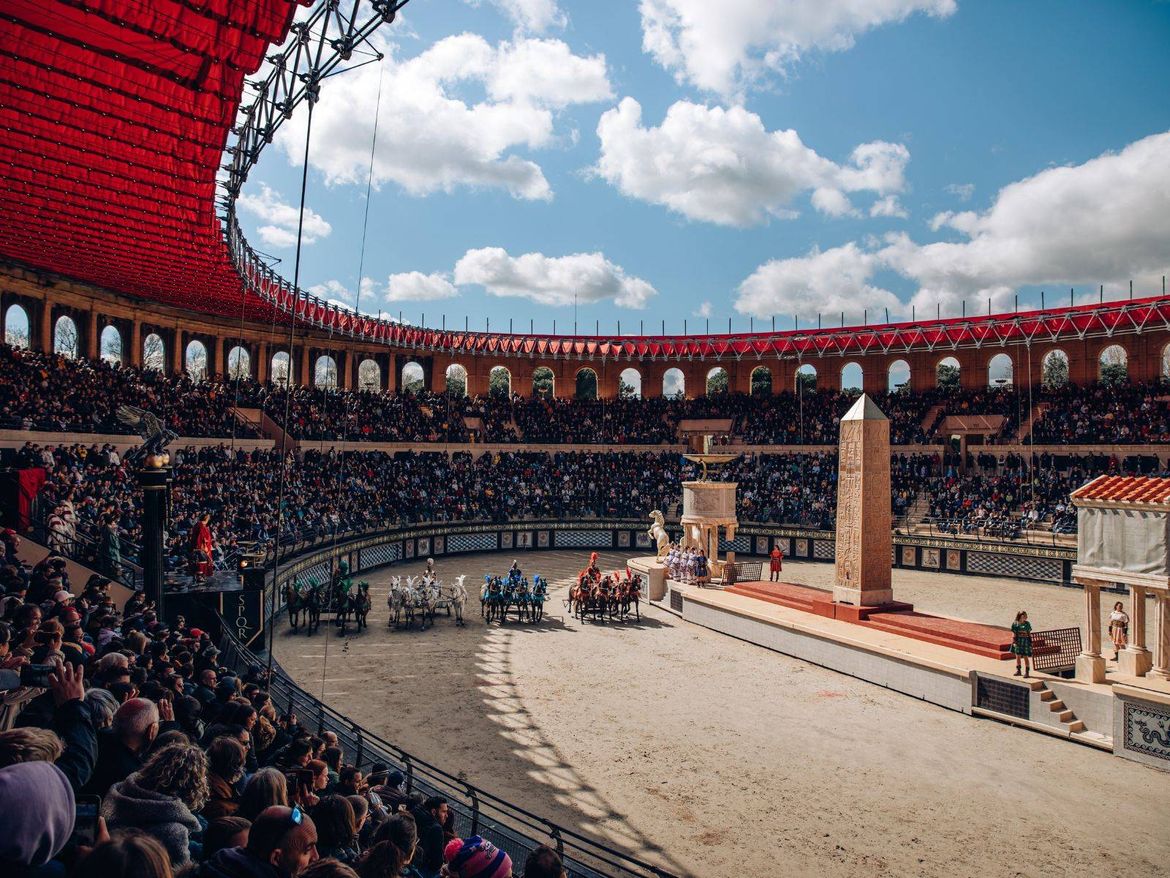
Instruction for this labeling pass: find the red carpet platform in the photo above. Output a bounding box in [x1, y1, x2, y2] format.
[725, 580, 1015, 660]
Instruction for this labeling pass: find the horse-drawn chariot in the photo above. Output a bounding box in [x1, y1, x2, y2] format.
[480, 567, 550, 623]
[283, 560, 372, 636]
[568, 552, 642, 623]
[386, 572, 469, 631]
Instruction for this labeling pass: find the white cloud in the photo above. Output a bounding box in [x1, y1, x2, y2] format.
[639, 0, 957, 98]
[385, 271, 460, 302]
[694, 301, 713, 318]
[453, 247, 657, 308]
[945, 182, 975, 201]
[594, 98, 909, 226]
[307, 278, 381, 314]
[277, 34, 611, 202]
[735, 243, 901, 322]
[881, 129, 1170, 314]
[870, 194, 908, 218]
[735, 130, 1170, 321]
[237, 184, 332, 249]
[467, 0, 566, 33]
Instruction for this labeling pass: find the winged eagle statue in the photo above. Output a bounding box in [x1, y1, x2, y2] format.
[116, 405, 178, 466]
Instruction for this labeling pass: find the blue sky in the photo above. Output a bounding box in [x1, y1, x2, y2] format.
[234, 0, 1170, 336]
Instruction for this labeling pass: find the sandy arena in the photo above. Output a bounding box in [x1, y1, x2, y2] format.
[272, 551, 1170, 878]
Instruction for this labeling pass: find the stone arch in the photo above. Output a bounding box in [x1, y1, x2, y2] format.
[840, 362, 863, 392]
[401, 360, 424, 394]
[143, 332, 166, 371]
[533, 366, 555, 398]
[315, 355, 339, 389]
[185, 339, 208, 379]
[619, 367, 642, 398]
[489, 365, 511, 397]
[270, 350, 290, 386]
[100, 325, 123, 363]
[706, 366, 729, 395]
[750, 365, 772, 396]
[54, 314, 78, 358]
[1042, 349, 1069, 388]
[443, 363, 466, 396]
[1162, 343, 1170, 381]
[663, 367, 685, 399]
[576, 367, 599, 400]
[4, 303, 29, 348]
[937, 356, 960, 389]
[887, 359, 910, 392]
[227, 345, 251, 380]
[987, 352, 1013, 388]
[1099, 344, 1128, 384]
[795, 363, 817, 393]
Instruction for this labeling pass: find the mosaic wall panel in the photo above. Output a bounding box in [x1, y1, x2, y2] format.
[813, 540, 835, 560]
[536, 531, 550, 548]
[755, 537, 770, 555]
[794, 539, 809, 558]
[946, 549, 961, 570]
[446, 533, 499, 554]
[966, 552, 1063, 582]
[500, 532, 513, 550]
[635, 532, 651, 548]
[554, 530, 612, 548]
[417, 538, 430, 557]
[404, 540, 415, 559]
[1122, 700, 1170, 764]
[361, 543, 401, 572]
[718, 536, 751, 553]
[923, 548, 940, 569]
[901, 546, 917, 566]
[433, 536, 444, 555]
[516, 531, 533, 549]
[302, 561, 331, 588]
[617, 531, 631, 548]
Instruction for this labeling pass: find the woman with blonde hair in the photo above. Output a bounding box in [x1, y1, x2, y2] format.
[102, 742, 207, 867]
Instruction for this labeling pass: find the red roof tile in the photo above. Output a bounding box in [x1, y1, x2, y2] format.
[1071, 475, 1170, 505]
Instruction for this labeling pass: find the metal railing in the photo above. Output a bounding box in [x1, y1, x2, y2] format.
[1031, 627, 1082, 674]
[215, 622, 679, 878]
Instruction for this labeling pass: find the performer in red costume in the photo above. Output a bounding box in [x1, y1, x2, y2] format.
[190, 512, 214, 583]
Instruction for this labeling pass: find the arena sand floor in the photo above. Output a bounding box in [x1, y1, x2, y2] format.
[272, 551, 1169, 878]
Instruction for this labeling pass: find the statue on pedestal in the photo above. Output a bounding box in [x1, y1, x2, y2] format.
[647, 510, 670, 560]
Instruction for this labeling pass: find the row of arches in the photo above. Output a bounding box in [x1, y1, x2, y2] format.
[1, 304, 1159, 392]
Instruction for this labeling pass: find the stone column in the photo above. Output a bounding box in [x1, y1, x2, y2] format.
[86, 309, 99, 360]
[172, 329, 184, 374]
[342, 352, 353, 390]
[1075, 579, 1106, 683]
[1119, 586, 1153, 677]
[299, 346, 311, 386]
[1150, 595, 1170, 681]
[39, 302, 53, 352]
[129, 320, 142, 367]
[832, 395, 894, 606]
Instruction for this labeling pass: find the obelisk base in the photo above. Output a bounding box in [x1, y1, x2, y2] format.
[832, 586, 894, 607]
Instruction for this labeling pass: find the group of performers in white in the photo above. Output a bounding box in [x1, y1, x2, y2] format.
[664, 542, 710, 585]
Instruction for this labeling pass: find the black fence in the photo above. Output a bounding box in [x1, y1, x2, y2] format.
[722, 560, 763, 583]
[215, 622, 679, 878]
[1031, 627, 1082, 674]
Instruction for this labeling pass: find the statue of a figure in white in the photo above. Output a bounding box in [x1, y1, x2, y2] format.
[648, 510, 670, 561]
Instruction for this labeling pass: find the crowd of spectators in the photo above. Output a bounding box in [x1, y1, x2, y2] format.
[0, 345, 259, 439]
[1027, 382, 1170, 444]
[0, 530, 568, 878]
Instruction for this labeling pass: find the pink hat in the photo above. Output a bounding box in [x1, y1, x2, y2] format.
[444, 836, 512, 878]
[53, 590, 73, 603]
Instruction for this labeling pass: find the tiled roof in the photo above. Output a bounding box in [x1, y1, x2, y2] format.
[1071, 475, 1170, 505]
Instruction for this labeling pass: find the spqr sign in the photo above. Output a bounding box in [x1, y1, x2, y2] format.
[232, 589, 264, 646]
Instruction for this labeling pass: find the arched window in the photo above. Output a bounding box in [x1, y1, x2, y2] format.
[227, 346, 251, 380]
[750, 366, 772, 396]
[1162, 343, 1170, 381]
[444, 363, 466, 397]
[937, 356, 960, 389]
[987, 353, 1013, 388]
[533, 366, 555, 398]
[185, 340, 208, 380]
[619, 367, 642, 398]
[840, 362, 863, 392]
[3, 303, 29, 348]
[270, 351, 290, 386]
[663, 367, 685, 399]
[143, 333, 166, 371]
[1099, 344, 1128, 384]
[489, 366, 511, 397]
[54, 315, 78, 358]
[706, 367, 729, 395]
[401, 361, 423, 394]
[1042, 350, 1069, 388]
[887, 359, 910, 392]
[100, 325, 123, 364]
[576, 368, 598, 400]
[796, 363, 817, 394]
[359, 359, 382, 392]
[316, 355, 339, 389]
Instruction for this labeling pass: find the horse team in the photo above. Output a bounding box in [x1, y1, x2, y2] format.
[480, 572, 550, 624]
[569, 553, 642, 623]
[283, 575, 371, 636]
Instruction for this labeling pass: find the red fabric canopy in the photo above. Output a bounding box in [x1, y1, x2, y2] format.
[1, 1, 1168, 360]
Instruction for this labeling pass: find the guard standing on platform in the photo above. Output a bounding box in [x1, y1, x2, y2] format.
[769, 544, 784, 582]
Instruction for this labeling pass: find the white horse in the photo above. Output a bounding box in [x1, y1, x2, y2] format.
[411, 576, 439, 629]
[443, 574, 468, 626]
[648, 509, 670, 560]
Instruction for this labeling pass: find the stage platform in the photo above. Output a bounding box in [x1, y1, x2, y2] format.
[726, 580, 1015, 660]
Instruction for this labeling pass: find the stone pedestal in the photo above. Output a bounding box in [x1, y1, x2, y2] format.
[627, 556, 667, 601]
[1076, 653, 1107, 683]
[680, 480, 738, 570]
[1119, 647, 1153, 677]
[832, 395, 895, 607]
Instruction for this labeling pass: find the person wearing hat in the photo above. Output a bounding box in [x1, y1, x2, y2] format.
[442, 836, 512, 878]
[0, 761, 77, 878]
